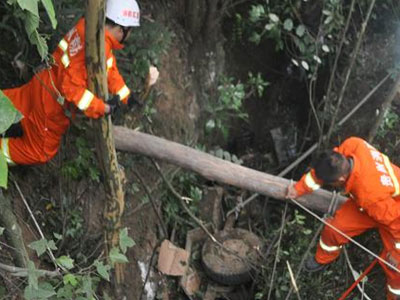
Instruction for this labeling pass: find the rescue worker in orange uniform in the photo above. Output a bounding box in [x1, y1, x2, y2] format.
[287, 136, 400, 299]
[0, 0, 159, 165]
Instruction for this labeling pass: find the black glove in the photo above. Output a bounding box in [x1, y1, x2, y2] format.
[127, 92, 142, 108]
[3, 122, 23, 138]
[106, 94, 121, 116]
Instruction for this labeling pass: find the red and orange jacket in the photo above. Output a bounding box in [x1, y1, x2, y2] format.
[52, 17, 131, 118]
[295, 137, 400, 229]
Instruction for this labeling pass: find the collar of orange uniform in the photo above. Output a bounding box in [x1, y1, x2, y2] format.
[105, 29, 124, 50]
[344, 154, 358, 194]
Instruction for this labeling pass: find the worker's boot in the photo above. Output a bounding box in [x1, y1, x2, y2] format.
[304, 256, 325, 273]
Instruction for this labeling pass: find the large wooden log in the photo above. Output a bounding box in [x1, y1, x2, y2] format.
[114, 126, 347, 213]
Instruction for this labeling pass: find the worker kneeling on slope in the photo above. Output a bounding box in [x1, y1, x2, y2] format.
[0, 0, 159, 165]
[287, 137, 400, 300]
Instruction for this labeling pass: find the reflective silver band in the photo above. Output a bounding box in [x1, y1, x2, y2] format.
[319, 238, 341, 252]
[107, 57, 114, 70]
[1, 138, 15, 165]
[77, 90, 95, 111]
[388, 284, 400, 295]
[305, 172, 320, 191]
[117, 85, 130, 100]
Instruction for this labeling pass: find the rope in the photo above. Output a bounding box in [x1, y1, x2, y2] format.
[288, 192, 400, 274]
[337, 258, 377, 300]
[342, 248, 373, 300]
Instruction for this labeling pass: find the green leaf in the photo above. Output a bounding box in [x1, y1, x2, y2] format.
[0, 227, 4, 235]
[0, 90, 20, 134]
[82, 275, 94, 298]
[57, 255, 74, 270]
[109, 247, 129, 265]
[283, 18, 293, 31]
[24, 282, 56, 300]
[17, 0, 39, 16]
[47, 239, 57, 250]
[94, 260, 111, 281]
[296, 25, 306, 37]
[24, 12, 48, 60]
[40, 0, 57, 29]
[53, 232, 62, 240]
[29, 239, 47, 257]
[63, 273, 78, 287]
[0, 153, 8, 189]
[119, 228, 135, 254]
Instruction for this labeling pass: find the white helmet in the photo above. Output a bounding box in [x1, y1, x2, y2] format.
[106, 0, 140, 27]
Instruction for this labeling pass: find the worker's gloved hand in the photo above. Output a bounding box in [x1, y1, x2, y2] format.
[286, 182, 299, 199]
[148, 66, 159, 86]
[106, 94, 121, 116]
[127, 92, 141, 108]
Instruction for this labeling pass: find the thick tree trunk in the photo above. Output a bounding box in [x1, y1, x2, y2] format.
[114, 126, 347, 214]
[85, 0, 125, 284]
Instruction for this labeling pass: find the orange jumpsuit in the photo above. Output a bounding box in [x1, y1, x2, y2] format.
[0, 18, 131, 165]
[295, 137, 400, 299]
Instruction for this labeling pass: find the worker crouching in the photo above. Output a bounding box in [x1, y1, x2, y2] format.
[0, 0, 159, 165]
[287, 137, 400, 300]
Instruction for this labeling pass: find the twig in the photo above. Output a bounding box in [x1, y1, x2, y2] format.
[267, 204, 288, 300]
[320, 0, 356, 138]
[132, 169, 168, 238]
[13, 181, 62, 271]
[367, 74, 400, 142]
[0, 262, 60, 278]
[326, 0, 377, 142]
[284, 223, 323, 300]
[139, 239, 162, 300]
[286, 260, 301, 300]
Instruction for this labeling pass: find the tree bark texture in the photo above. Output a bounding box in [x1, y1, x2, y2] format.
[0, 190, 28, 268]
[85, 0, 125, 283]
[114, 126, 347, 214]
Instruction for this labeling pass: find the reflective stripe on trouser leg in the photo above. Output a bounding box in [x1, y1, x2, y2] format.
[388, 284, 400, 296]
[319, 238, 341, 252]
[1, 138, 15, 165]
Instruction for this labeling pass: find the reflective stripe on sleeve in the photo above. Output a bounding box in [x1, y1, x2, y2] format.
[106, 57, 114, 70]
[388, 284, 400, 295]
[117, 85, 130, 100]
[1, 138, 15, 165]
[58, 39, 68, 51]
[77, 90, 95, 111]
[58, 39, 70, 68]
[305, 172, 321, 191]
[383, 155, 400, 197]
[61, 54, 70, 68]
[319, 238, 341, 252]
[395, 243, 400, 250]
